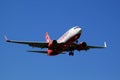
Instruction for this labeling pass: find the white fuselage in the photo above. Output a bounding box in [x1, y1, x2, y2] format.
[57, 26, 82, 43]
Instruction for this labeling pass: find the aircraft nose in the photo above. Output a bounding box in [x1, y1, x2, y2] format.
[73, 26, 82, 34]
[78, 27, 82, 33]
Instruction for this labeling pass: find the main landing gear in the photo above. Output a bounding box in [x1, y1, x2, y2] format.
[69, 52, 74, 56]
[75, 40, 78, 43]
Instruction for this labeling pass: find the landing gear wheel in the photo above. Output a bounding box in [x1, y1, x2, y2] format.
[76, 40, 78, 43]
[69, 52, 74, 56]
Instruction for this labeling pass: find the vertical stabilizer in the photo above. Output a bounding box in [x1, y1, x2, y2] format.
[46, 32, 51, 43]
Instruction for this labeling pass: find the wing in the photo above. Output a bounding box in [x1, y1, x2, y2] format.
[87, 42, 107, 48]
[86, 42, 107, 50]
[4, 35, 48, 48]
[65, 42, 107, 51]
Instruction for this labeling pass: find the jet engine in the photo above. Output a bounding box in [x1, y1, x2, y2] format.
[48, 40, 57, 49]
[47, 40, 58, 55]
[77, 42, 87, 50]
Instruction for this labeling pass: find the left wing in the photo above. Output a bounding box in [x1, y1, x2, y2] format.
[4, 35, 48, 48]
[66, 42, 107, 51]
[86, 42, 107, 50]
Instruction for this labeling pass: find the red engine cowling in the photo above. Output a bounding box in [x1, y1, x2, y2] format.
[48, 40, 57, 49]
[77, 42, 87, 50]
[47, 49, 59, 56]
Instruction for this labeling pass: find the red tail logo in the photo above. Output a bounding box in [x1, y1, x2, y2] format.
[46, 32, 51, 43]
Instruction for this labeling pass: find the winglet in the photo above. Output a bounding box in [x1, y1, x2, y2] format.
[104, 42, 107, 48]
[4, 35, 10, 42]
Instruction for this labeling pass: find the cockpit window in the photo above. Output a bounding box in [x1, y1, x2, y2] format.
[73, 26, 79, 29]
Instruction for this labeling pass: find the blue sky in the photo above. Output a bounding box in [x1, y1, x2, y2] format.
[0, 0, 120, 80]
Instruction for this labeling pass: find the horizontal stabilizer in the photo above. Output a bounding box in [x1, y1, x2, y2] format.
[27, 50, 48, 54]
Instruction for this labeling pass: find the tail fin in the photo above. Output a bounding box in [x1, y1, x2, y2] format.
[46, 32, 51, 43]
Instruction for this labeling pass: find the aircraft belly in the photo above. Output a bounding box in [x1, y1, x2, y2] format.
[55, 33, 81, 53]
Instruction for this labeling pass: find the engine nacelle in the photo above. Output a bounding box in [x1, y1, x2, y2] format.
[77, 42, 87, 50]
[48, 40, 57, 49]
[47, 49, 59, 56]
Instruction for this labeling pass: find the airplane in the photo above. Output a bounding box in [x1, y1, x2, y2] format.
[4, 26, 107, 56]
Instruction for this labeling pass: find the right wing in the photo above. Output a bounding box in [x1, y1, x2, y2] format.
[4, 35, 48, 48]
